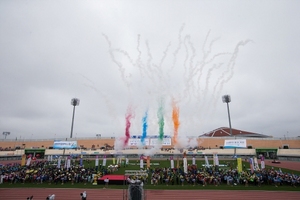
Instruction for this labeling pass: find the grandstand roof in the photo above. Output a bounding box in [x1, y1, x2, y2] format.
[199, 127, 271, 138]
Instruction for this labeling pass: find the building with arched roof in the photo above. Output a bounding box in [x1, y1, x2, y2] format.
[199, 127, 271, 138]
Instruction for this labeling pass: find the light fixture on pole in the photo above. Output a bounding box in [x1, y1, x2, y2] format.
[222, 95, 233, 136]
[3, 132, 10, 139]
[222, 94, 236, 156]
[70, 98, 80, 139]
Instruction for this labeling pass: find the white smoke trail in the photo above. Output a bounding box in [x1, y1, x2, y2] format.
[102, 33, 130, 88]
[171, 23, 185, 72]
[212, 39, 253, 107]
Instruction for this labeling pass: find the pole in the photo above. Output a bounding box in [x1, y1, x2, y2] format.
[226, 102, 233, 136]
[70, 105, 76, 139]
[226, 103, 235, 156]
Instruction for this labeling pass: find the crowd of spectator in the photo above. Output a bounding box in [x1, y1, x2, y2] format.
[148, 164, 300, 187]
[0, 159, 299, 188]
[0, 160, 108, 185]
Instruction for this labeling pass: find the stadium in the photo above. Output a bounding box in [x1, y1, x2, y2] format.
[1, 127, 299, 161]
[1, 127, 300, 200]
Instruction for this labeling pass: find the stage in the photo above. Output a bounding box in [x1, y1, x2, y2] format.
[98, 175, 127, 185]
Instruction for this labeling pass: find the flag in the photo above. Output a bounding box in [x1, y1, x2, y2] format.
[67, 156, 71, 169]
[254, 157, 259, 170]
[215, 154, 219, 166]
[26, 156, 32, 166]
[170, 156, 174, 168]
[64, 157, 67, 168]
[237, 158, 242, 172]
[103, 155, 107, 166]
[183, 157, 187, 173]
[21, 154, 26, 166]
[205, 156, 209, 167]
[80, 155, 83, 167]
[57, 157, 61, 168]
[260, 156, 265, 169]
[140, 155, 144, 169]
[147, 156, 150, 168]
[95, 156, 99, 167]
[192, 155, 196, 165]
[249, 158, 254, 173]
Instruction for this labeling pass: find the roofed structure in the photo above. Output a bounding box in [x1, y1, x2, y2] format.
[199, 127, 270, 138]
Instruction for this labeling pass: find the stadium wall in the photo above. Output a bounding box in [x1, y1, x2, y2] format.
[1, 137, 300, 150]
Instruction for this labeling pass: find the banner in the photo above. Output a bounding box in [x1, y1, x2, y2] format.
[150, 138, 172, 146]
[80, 155, 83, 166]
[170, 156, 174, 168]
[260, 156, 265, 169]
[215, 154, 220, 166]
[127, 135, 172, 146]
[57, 157, 61, 168]
[224, 139, 247, 148]
[103, 155, 107, 166]
[147, 156, 150, 168]
[26, 156, 31, 166]
[116, 157, 121, 164]
[214, 154, 219, 166]
[183, 157, 187, 173]
[140, 156, 144, 169]
[67, 156, 71, 169]
[253, 157, 259, 170]
[95, 156, 99, 167]
[64, 157, 67, 168]
[53, 141, 77, 149]
[249, 158, 254, 173]
[128, 138, 150, 146]
[237, 158, 242, 172]
[21, 154, 26, 166]
[192, 156, 196, 165]
[205, 156, 209, 167]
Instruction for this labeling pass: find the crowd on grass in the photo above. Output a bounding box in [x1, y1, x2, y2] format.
[149, 164, 300, 187]
[0, 160, 109, 185]
[0, 160, 300, 188]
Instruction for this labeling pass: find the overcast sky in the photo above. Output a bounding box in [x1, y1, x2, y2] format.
[0, 0, 299, 140]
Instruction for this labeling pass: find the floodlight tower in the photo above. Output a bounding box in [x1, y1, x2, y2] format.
[3, 132, 10, 139]
[70, 98, 80, 139]
[222, 95, 233, 136]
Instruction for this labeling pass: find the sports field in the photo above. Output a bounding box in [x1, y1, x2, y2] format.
[0, 158, 300, 199]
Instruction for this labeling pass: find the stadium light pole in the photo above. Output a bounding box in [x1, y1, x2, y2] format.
[222, 95, 233, 136]
[70, 98, 80, 139]
[222, 95, 236, 156]
[3, 131, 10, 139]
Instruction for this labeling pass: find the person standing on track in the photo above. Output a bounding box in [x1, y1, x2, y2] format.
[104, 177, 109, 188]
[80, 191, 87, 200]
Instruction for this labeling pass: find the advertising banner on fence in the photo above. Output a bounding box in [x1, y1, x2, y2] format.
[128, 138, 150, 146]
[224, 139, 247, 148]
[149, 138, 172, 146]
[127, 135, 171, 146]
[53, 141, 77, 149]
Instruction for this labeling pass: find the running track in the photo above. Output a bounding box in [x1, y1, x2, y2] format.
[0, 188, 299, 200]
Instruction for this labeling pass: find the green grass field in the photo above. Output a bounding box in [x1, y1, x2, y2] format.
[1, 159, 299, 191]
